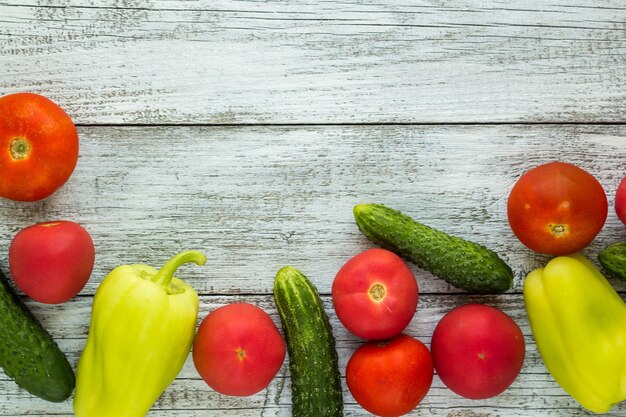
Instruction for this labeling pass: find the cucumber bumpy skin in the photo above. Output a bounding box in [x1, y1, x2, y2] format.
[599, 242, 626, 281]
[0, 268, 75, 402]
[354, 203, 513, 294]
[273, 266, 343, 417]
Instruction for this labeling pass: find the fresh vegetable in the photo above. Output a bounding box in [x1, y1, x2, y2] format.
[346, 334, 433, 417]
[9, 220, 95, 304]
[599, 242, 626, 281]
[353, 203, 512, 293]
[192, 302, 286, 396]
[524, 254, 626, 413]
[431, 303, 525, 400]
[273, 266, 343, 417]
[73, 250, 205, 417]
[507, 161, 607, 255]
[0, 267, 74, 401]
[616, 176, 626, 226]
[0, 92, 79, 202]
[332, 248, 418, 340]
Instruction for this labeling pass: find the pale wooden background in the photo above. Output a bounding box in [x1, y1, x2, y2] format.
[1, 1, 625, 416]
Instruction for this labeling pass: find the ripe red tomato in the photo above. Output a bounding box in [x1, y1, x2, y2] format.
[431, 304, 525, 400]
[0, 92, 78, 202]
[346, 334, 433, 417]
[507, 161, 607, 255]
[192, 303, 286, 396]
[615, 175, 626, 226]
[9, 220, 95, 304]
[332, 248, 418, 340]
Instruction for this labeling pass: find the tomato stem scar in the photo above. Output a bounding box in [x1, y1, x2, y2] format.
[368, 283, 386, 302]
[9, 137, 31, 160]
[549, 223, 569, 237]
[236, 347, 246, 362]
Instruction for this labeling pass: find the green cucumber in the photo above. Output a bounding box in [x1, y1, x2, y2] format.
[0, 268, 75, 402]
[273, 266, 343, 417]
[354, 203, 513, 294]
[599, 242, 626, 281]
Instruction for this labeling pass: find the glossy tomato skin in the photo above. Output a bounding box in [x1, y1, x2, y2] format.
[193, 303, 286, 397]
[616, 176, 626, 226]
[9, 220, 95, 304]
[332, 248, 418, 340]
[507, 161, 607, 255]
[0, 92, 78, 202]
[346, 334, 433, 417]
[431, 304, 525, 400]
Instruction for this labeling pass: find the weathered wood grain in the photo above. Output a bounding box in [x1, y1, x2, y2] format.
[0, 124, 623, 414]
[0, 1, 624, 123]
[0, 294, 622, 416]
[0, 124, 623, 415]
[1, 3, 625, 416]
[1, 124, 623, 296]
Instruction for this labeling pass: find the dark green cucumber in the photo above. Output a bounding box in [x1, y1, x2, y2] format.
[598, 242, 626, 281]
[354, 203, 513, 294]
[273, 266, 343, 417]
[0, 268, 75, 402]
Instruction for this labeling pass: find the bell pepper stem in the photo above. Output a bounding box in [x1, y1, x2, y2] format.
[152, 250, 207, 287]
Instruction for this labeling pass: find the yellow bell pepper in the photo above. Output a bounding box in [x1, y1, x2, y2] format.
[73, 250, 206, 417]
[524, 254, 626, 414]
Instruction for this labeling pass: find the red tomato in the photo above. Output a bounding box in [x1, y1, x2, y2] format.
[193, 303, 286, 397]
[9, 220, 95, 304]
[346, 334, 433, 417]
[431, 304, 525, 400]
[332, 248, 418, 340]
[615, 176, 626, 226]
[0, 92, 79, 202]
[507, 161, 607, 255]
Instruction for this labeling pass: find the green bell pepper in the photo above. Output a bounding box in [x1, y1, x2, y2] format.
[73, 250, 205, 417]
[524, 254, 626, 414]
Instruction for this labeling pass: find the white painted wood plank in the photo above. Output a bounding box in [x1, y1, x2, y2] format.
[0, 124, 623, 296]
[0, 294, 622, 416]
[0, 1, 624, 123]
[0, 125, 623, 415]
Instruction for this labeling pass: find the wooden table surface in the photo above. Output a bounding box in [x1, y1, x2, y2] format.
[1, 1, 625, 416]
